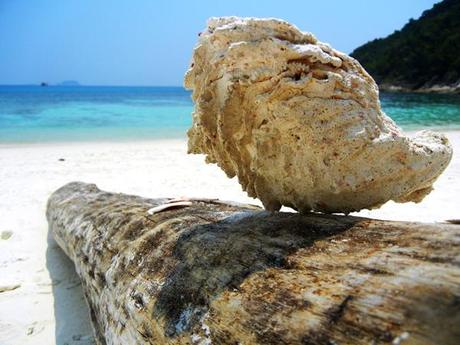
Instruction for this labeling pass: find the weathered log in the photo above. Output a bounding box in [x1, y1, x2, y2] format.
[47, 182, 460, 345]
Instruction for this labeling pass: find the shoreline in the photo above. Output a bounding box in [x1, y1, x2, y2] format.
[0, 137, 188, 149]
[380, 83, 460, 94]
[2, 127, 460, 148]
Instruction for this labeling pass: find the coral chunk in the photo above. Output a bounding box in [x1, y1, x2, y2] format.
[185, 17, 453, 213]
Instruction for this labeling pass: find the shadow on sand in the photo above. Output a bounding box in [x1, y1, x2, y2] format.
[46, 231, 95, 345]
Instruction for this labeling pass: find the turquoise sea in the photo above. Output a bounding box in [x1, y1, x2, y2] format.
[1, 85, 460, 143]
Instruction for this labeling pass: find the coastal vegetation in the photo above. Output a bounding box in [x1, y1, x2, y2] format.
[351, 0, 460, 92]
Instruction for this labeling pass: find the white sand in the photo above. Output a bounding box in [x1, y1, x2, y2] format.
[0, 131, 459, 344]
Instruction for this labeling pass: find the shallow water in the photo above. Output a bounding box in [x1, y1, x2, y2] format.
[381, 91, 460, 131]
[0, 85, 459, 143]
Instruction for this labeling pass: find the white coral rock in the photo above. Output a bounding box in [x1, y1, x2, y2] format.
[184, 17, 453, 213]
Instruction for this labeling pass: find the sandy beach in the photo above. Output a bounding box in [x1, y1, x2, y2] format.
[0, 130, 459, 345]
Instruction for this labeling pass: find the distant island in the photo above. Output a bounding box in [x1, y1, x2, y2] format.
[58, 80, 81, 86]
[351, 0, 460, 93]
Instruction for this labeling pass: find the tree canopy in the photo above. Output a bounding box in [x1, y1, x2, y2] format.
[351, 0, 460, 90]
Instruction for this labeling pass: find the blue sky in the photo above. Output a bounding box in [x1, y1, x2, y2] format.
[0, 0, 440, 86]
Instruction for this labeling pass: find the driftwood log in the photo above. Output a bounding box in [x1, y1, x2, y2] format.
[47, 182, 460, 345]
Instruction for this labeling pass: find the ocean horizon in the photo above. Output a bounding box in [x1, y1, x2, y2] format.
[1, 85, 460, 143]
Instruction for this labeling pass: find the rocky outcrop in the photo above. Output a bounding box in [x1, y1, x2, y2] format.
[185, 17, 453, 213]
[380, 82, 460, 94]
[47, 182, 460, 345]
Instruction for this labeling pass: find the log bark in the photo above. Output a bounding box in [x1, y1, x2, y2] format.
[46, 182, 460, 345]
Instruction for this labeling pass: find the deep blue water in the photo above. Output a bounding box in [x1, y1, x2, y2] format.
[0, 85, 459, 143]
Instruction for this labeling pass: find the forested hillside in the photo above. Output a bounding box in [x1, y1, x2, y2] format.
[351, 0, 460, 92]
